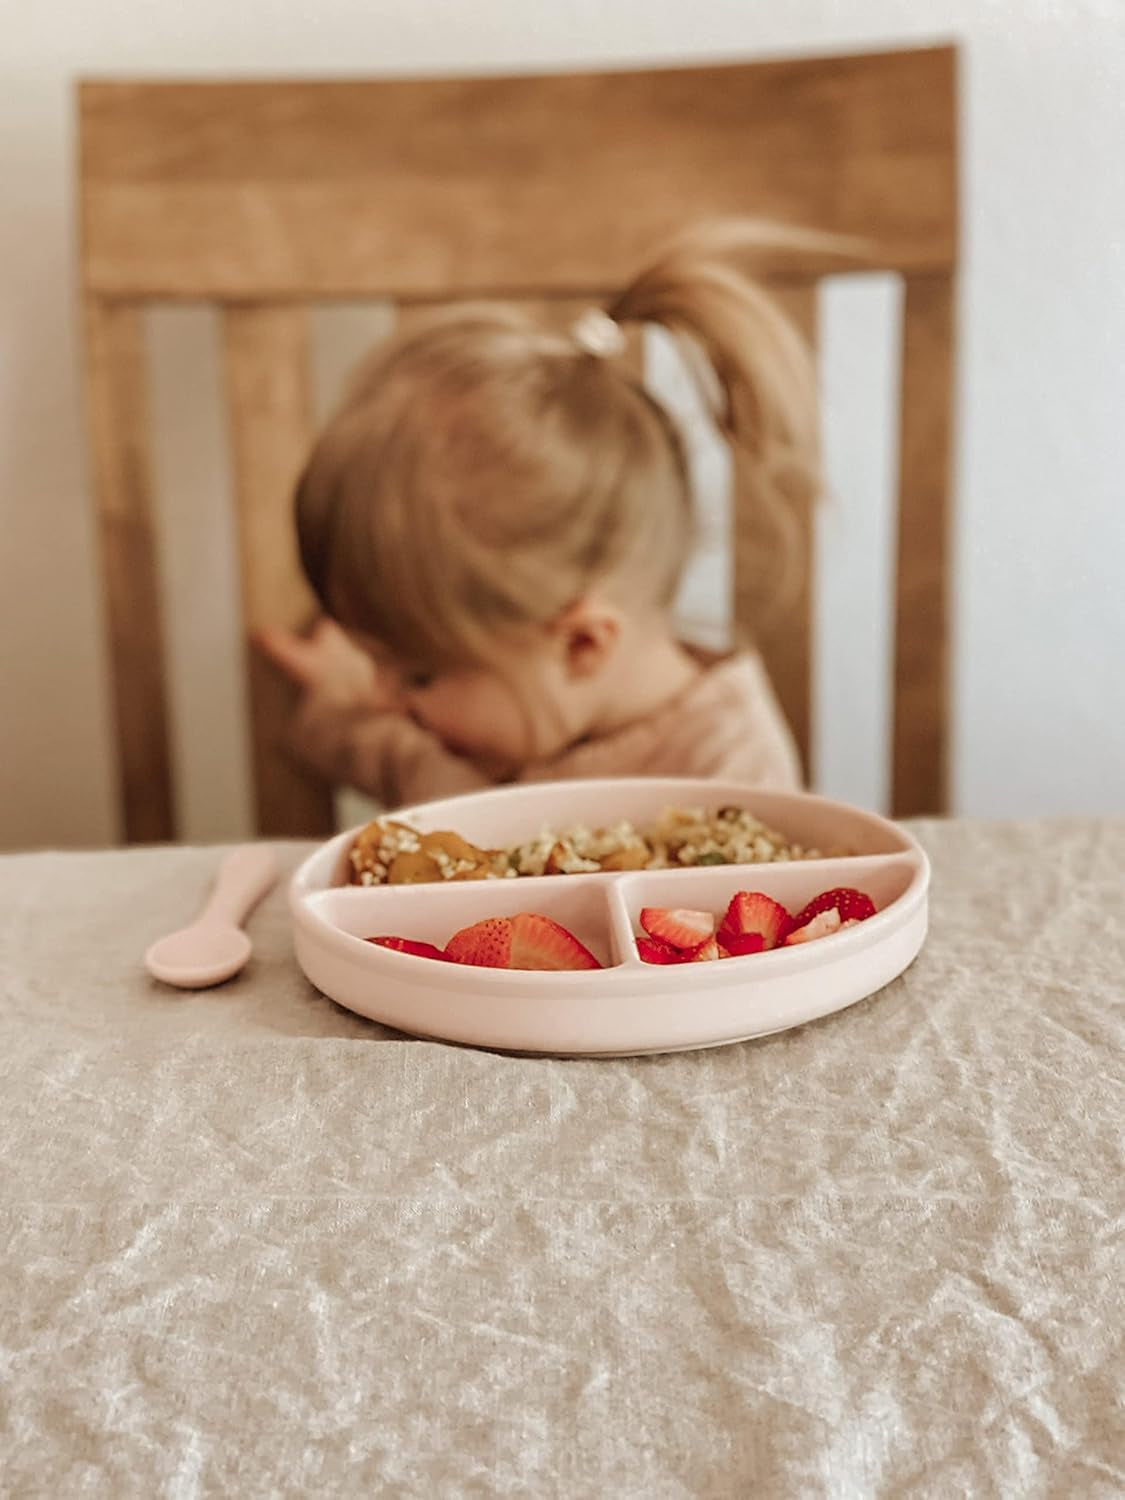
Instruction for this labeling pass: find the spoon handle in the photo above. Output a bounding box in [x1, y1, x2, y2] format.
[201, 846, 280, 930]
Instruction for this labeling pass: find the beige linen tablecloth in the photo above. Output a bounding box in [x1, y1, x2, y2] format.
[1, 819, 1122, 1497]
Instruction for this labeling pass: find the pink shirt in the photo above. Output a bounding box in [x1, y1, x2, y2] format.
[289, 649, 802, 808]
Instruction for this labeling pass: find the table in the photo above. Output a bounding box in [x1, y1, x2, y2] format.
[1, 819, 1122, 1496]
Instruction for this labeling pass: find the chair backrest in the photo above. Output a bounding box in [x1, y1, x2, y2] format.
[79, 45, 957, 840]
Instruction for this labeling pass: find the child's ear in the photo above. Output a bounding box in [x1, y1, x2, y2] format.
[554, 600, 622, 680]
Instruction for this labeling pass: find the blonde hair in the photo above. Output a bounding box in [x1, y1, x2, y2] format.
[296, 219, 826, 674]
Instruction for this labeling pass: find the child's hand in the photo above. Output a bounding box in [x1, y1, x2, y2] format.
[256, 619, 400, 714]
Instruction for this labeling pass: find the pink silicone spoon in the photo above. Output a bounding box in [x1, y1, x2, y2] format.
[145, 845, 279, 989]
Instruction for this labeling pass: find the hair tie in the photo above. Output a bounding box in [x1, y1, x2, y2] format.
[571, 308, 627, 359]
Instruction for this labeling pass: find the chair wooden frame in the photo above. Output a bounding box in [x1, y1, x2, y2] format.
[78, 45, 958, 839]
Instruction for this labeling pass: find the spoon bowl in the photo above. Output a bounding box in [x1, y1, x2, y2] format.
[144, 846, 279, 990]
[145, 924, 253, 988]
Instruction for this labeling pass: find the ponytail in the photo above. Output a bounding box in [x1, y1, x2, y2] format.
[609, 219, 851, 605]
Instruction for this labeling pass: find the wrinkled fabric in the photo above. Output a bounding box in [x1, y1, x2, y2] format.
[0, 820, 1122, 1498]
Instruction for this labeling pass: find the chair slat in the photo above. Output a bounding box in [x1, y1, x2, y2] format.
[733, 284, 819, 782]
[84, 300, 175, 842]
[222, 305, 335, 837]
[892, 275, 954, 816]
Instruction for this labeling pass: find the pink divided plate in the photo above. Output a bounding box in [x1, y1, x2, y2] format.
[290, 778, 929, 1056]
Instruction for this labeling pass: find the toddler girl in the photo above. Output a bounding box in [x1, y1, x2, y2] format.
[260, 221, 821, 808]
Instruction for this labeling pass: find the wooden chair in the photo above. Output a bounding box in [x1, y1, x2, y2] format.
[78, 45, 958, 841]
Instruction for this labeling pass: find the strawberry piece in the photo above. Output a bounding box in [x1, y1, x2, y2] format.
[686, 936, 721, 962]
[719, 931, 766, 958]
[637, 936, 689, 965]
[784, 909, 843, 945]
[639, 906, 715, 950]
[718, 891, 794, 951]
[366, 935, 447, 961]
[508, 912, 601, 971]
[444, 917, 513, 967]
[445, 913, 601, 970]
[791, 887, 876, 929]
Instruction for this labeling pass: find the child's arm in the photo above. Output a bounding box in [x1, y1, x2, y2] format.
[257, 622, 493, 806]
[289, 693, 492, 805]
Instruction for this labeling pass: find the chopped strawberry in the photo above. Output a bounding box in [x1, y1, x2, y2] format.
[444, 913, 601, 971]
[719, 931, 766, 958]
[637, 936, 689, 965]
[639, 906, 715, 950]
[718, 891, 794, 950]
[791, 887, 876, 929]
[508, 912, 601, 970]
[686, 936, 722, 962]
[366, 935, 447, 961]
[444, 917, 513, 967]
[784, 908, 843, 945]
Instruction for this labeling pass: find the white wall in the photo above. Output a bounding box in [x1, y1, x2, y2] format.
[3, 0, 1124, 849]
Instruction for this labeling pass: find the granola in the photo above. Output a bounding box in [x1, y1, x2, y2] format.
[347, 805, 832, 887]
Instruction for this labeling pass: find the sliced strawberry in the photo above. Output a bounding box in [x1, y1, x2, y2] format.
[719, 931, 766, 958]
[639, 906, 715, 950]
[366, 935, 447, 961]
[784, 908, 843, 945]
[445, 913, 601, 970]
[686, 936, 722, 962]
[718, 891, 794, 950]
[444, 917, 513, 967]
[508, 912, 601, 970]
[637, 936, 689, 965]
[791, 887, 876, 929]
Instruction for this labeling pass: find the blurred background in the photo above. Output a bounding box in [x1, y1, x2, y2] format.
[2, 0, 1124, 850]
